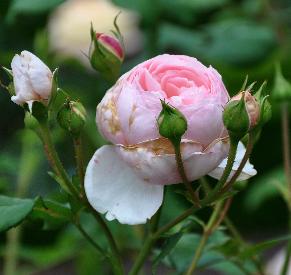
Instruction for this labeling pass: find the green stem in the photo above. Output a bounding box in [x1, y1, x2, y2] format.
[38, 122, 79, 199]
[88, 206, 124, 275]
[74, 220, 105, 255]
[185, 199, 231, 275]
[73, 136, 85, 195]
[3, 228, 20, 275]
[281, 103, 291, 197]
[173, 140, 200, 207]
[280, 103, 291, 275]
[220, 132, 255, 194]
[129, 206, 197, 275]
[202, 138, 239, 205]
[38, 122, 123, 274]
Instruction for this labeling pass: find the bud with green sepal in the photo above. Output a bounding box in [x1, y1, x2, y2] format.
[157, 100, 187, 145]
[272, 63, 291, 103]
[57, 100, 87, 136]
[223, 89, 260, 140]
[254, 82, 272, 127]
[89, 15, 124, 82]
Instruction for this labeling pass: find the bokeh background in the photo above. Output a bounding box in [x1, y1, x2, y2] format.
[0, 0, 291, 274]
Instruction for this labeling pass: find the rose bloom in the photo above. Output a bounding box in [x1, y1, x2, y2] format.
[85, 54, 256, 225]
[11, 51, 52, 106]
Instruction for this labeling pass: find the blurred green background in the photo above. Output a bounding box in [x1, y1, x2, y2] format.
[0, 0, 291, 274]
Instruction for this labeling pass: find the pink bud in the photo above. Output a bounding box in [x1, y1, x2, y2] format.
[96, 33, 124, 61]
[231, 90, 260, 128]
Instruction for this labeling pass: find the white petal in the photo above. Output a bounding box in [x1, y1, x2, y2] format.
[21, 51, 52, 99]
[84, 145, 164, 225]
[11, 54, 37, 105]
[208, 142, 257, 181]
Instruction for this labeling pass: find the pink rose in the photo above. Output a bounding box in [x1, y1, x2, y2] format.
[85, 54, 256, 225]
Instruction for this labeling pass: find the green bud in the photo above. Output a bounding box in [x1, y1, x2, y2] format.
[254, 82, 272, 127]
[272, 63, 291, 102]
[57, 101, 86, 136]
[157, 100, 187, 144]
[223, 91, 260, 140]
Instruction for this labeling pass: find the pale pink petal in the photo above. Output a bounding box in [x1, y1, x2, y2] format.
[115, 84, 160, 144]
[21, 51, 52, 99]
[11, 54, 37, 105]
[116, 139, 229, 185]
[182, 103, 227, 146]
[208, 142, 257, 181]
[96, 85, 126, 144]
[84, 145, 164, 225]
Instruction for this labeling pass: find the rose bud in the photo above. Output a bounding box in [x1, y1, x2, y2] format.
[254, 82, 272, 127]
[84, 54, 257, 225]
[57, 101, 86, 136]
[272, 63, 291, 103]
[157, 100, 187, 144]
[89, 24, 124, 82]
[10, 51, 53, 106]
[223, 90, 260, 139]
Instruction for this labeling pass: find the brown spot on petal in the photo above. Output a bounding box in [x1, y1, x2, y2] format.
[129, 104, 137, 127]
[100, 96, 121, 135]
[122, 138, 175, 155]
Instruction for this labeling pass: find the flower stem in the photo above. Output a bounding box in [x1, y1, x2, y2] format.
[129, 206, 197, 275]
[202, 138, 239, 205]
[73, 135, 85, 195]
[37, 122, 123, 275]
[74, 220, 105, 255]
[280, 103, 291, 275]
[220, 132, 255, 194]
[281, 103, 291, 195]
[185, 198, 232, 275]
[172, 140, 200, 207]
[38, 122, 80, 199]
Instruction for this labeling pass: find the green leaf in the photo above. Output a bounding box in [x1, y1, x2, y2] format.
[0, 195, 35, 232]
[239, 235, 291, 260]
[152, 232, 183, 274]
[30, 197, 72, 230]
[244, 167, 285, 212]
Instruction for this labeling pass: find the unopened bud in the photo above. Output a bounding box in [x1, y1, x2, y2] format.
[272, 63, 291, 102]
[89, 23, 124, 82]
[223, 90, 260, 139]
[157, 100, 187, 144]
[57, 101, 86, 136]
[254, 82, 272, 127]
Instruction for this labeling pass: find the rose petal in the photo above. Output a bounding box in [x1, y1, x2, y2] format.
[84, 145, 164, 225]
[22, 51, 52, 99]
[208, 142, 257, 181]
[11, 54, 37, 105]
[116, 139, 229, 185]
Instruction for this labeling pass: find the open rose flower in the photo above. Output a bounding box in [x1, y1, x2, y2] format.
[11, 51, 52, 106]
[85, 54, 256, 225]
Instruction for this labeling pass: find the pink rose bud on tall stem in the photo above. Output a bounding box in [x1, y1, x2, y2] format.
[90, 22, 124, 82]
[10, 51, 53, 106]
